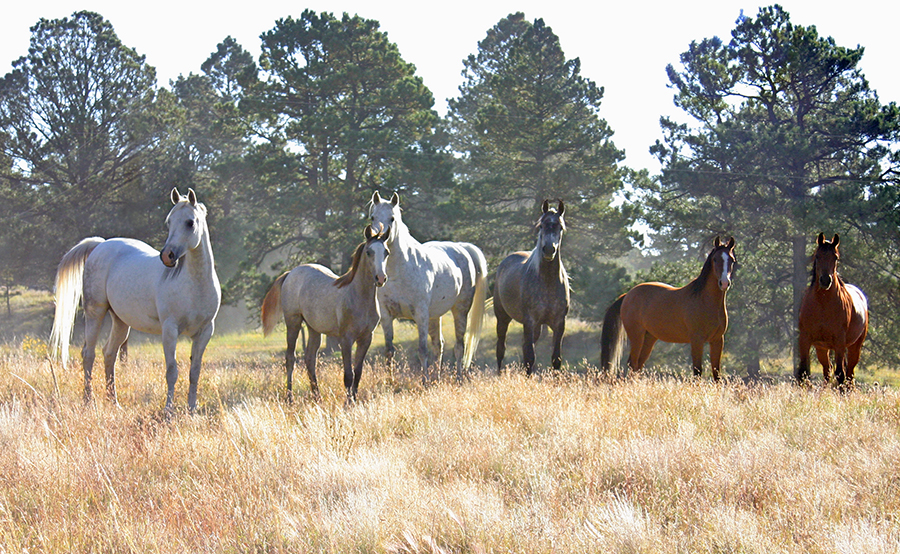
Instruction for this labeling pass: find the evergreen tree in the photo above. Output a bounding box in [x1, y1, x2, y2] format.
[648, 5, 900, 373]
[229, 10, 451, 306]
[0, 11, 168, 287]
[447, 13, 638, 319]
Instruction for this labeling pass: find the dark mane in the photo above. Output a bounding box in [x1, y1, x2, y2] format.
[688, 249, 716, 296]
[333, 241, 367, 289]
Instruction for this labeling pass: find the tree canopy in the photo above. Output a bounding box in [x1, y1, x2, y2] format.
[647, 4, 900, 372]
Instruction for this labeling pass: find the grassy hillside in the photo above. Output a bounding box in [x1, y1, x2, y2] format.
[2, 328, 900, 552]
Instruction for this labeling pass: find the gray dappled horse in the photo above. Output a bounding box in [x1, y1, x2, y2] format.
[494, 200, 570, 375]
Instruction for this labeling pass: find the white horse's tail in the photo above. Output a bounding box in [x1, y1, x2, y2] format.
[261, 272, 290, 336]
[50, 237, 104, 366]
[462, 244, 488, 369]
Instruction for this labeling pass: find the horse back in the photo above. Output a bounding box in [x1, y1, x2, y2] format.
[621, 282, 721, 344]
[283, 264, 379, 337]
[844, 283, 869, 342]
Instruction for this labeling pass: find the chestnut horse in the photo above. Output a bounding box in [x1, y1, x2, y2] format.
[600, 237, 737, 378]
[494, 200, 570, 375]
[796, 233, 868, 388]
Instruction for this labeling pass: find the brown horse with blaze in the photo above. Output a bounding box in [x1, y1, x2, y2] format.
[600, 237, 737, 379]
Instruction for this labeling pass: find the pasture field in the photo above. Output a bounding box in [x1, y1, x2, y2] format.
[1, 323, 900, 553]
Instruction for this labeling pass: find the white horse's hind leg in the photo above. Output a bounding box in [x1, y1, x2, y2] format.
[428, 316, 444, 375]
[102, 312, 131, 405]
[187, 322, 214, 414]
[450, 305, 468, 377]
[81, 305, 107, 405]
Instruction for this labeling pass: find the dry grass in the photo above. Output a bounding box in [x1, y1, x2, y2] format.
[2, 332, 900, 553]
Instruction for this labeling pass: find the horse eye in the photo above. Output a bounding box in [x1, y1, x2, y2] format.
[185, 220, 194, 229]
[366, 249, 373, 257]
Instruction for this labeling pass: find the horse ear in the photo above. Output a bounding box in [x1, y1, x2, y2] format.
[817, 232, 826, 245]
[390, 192, 400, 207]
[557, 200, 565, 216]
[364, 224, 375, 240]
[187, 188, 197, 206]
[372, 191, 382, 204]
[714, 236, 722, 247]
[170, 188, 180, 205]
[832, 234, 840, 247]
[542, 199, 550, 213]
[726, 237, 735, 249]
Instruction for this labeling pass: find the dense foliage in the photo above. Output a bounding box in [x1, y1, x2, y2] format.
[1, 6, 898, 374]
[646, 5, 900, 372]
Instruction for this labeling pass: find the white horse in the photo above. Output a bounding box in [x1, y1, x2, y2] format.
[50, 188, 221, 413]
[369, 191, 487, 376]
[261, 224, 391, 402]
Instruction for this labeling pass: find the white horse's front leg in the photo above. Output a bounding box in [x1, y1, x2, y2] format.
[416, 316, 431, 378]
[380, 306, 396, 366]
[187, 321, 214, 414]
[162, 320, 180, 414]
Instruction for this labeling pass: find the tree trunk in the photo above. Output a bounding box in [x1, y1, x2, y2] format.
[792, 235, 808, 366]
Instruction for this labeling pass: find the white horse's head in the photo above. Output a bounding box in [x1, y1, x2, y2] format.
[161, 188, 207, 268]
[369, 190, 401, 243]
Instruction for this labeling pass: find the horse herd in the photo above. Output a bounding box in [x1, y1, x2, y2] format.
[49, 189, 870, 413]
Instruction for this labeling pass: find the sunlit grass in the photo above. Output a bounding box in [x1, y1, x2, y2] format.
[2, 334, 900, 552]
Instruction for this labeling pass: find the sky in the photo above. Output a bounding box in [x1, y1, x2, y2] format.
[1, 1, 898, 175]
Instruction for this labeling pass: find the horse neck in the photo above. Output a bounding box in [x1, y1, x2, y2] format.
[346, 257, 379, 306]
[696, 269, 727, 304]
[529, 246, 566, 284]
[388, 219, 421, 262]
[182, 223, 217, 284]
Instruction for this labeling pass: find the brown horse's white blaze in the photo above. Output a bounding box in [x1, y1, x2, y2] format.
[796, 233, 868, 388]
[600, 236, 737, 379]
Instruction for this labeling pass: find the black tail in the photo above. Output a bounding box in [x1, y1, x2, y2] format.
[599, 295, 626, 373]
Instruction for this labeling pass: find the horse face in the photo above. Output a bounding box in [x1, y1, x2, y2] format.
[366, 239, 390, 287]
[370, 192, 399, 242]
[538, 210, 565, 262]
[161, 190, 204, 268]
[712, 239, 736, 291]
[814, 242, 839, 291]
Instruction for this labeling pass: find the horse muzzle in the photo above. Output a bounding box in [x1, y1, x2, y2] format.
[160, 247, 181, 268]
[541, 244, 558, 261]
[819, 275, 833, 290]
[719, 278, 731, 291]
[375, 274, 388, 287]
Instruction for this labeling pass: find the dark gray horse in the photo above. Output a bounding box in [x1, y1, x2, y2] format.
[493, 200, 570, 375]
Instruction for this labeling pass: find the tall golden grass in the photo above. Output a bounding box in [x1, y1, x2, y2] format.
[1, 332, 900, 553]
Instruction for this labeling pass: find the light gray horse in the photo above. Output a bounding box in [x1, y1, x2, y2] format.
[494, 200, 570, 375]
[261, 224, 390, 402]
[369, 191, 487, 377]
[50, 188, 221, 413]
